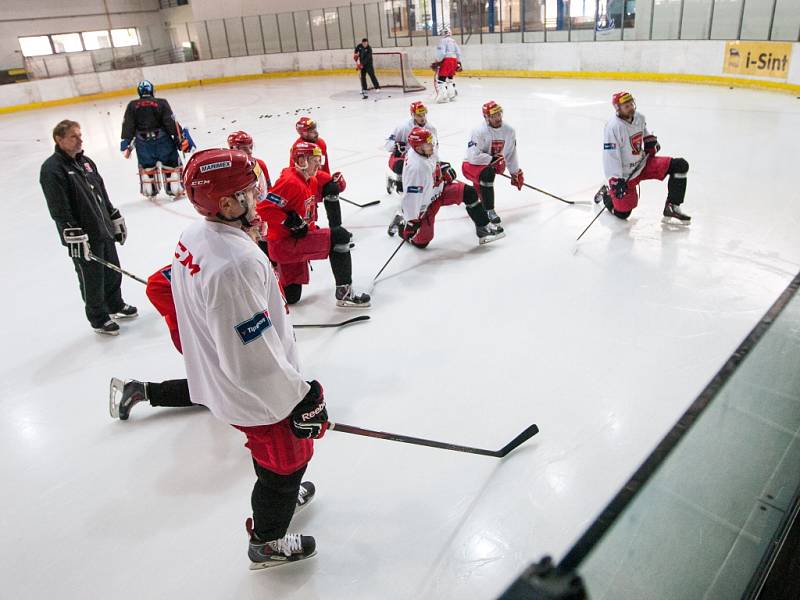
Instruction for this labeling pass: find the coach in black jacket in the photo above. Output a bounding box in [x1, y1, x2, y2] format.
[40, 119, 137, 336]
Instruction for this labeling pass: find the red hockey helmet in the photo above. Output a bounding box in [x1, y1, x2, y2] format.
[295, 116, 317, 135]
[227, 130, 253, 151]
[407, 127, 433, 151]
[410, 101, 428, 117]
[291, 141, 323, 166]
[183, 148, 258, 217]
[482, 100, 503, 119]
[612, 91, 635, 112]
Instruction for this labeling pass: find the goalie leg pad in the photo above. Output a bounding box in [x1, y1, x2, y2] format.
[139, 166, 160, 197]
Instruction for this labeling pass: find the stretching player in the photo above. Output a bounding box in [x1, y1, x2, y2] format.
[259, 142, 370, 308]
[176, 148, 327, 568]
[228, 130, 271, 194]
[292, 117, 330, 174]
[598, 91, 691, 223]
[120, 80, 195, 198]
[462, 101, 524, 226]
[399, 127, 504, 248]
[432, 26, 462, 103]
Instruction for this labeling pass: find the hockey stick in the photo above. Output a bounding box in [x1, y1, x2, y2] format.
[370, 237, 407, 289]
[88, 253, 148, 285]
[576, 207, 607, 242]
[498, 173, 574, 205]
[340, 196, 381, 208]
[329, 422, 539, 458]
[294, 315, 370, 329]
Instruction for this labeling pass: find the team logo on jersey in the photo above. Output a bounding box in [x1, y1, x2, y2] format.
[263, 192, 285, 207]
[235, 310, 273, 345]
[490, 140, 505, 156]
[604, 142, 616, 150]
[629, 132, 643, 155]
[200, 160, 232, 173]
[406, 186, 423, 193]
[467, 141, 477, 148]
[174, 241, 200, 276]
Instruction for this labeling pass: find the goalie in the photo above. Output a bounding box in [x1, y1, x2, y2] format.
[431, 27, 462, 103]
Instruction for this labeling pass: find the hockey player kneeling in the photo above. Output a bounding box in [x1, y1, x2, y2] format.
[176, 148, 326, 569]
[599, 91, 691, 224]
[258, 142, 370, 308]
[400, 127, 504, 248]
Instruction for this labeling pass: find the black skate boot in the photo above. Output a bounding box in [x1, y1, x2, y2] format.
[94, 320, 120, 336]
[387, 213, 404, 237]
[112, 304, 138, 319]
[476, 223, 505, 245]
[594, 185, 609, 204]
[336, 285, 371, 308]
[109, 377, 147, 420]
[385, 176, 393, 195]
[486, 209, 502, 225]
[295, 481, 315, 513]
[663, 202, 691, 224]
[246, 518, 316, 570]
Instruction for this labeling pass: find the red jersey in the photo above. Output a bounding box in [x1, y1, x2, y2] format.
[290, 136, 330, 174]
[145, 265, 182, 354]
[257, 166, 323, 242]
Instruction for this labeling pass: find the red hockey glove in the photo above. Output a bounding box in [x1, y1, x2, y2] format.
[283, 210, 309, 239]
[643, 135, 660, 157]
[511, 169, 524, 190]
[610, 177, 628, 199]
[439, 161, 457, 185]
[331, 171, 346, 193]
[491, 155, 506, 175]
[400, 219, 421, 241]
[290, 380, 329, 439]
[356, 62, 363, 71]
[180, 138, 191, 153]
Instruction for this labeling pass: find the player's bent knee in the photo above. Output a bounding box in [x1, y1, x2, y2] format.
[613, 209, 632, 220]
[284, 284, 303, 304]
[669, 158, 689, 176]
[479, 166, 496, 184]
[411, 240, 430, 249]
[463, 185, 478, 204]
[322, 181, 340, 198]
[330, 226, 353, 253]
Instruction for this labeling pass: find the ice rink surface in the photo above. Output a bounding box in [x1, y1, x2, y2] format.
[1, 74, 799, 599]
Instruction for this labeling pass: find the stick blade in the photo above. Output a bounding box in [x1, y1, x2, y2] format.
[496, 423, 539, 457]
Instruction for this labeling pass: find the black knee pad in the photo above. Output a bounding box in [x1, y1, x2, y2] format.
[479, 166, 496, 184]
[463, 185, 478, 204]
[612, 209, 632, 220]
[330, 226, 353, 253]
[322, 181, 340, 198]
[392, 161, 404, 175]
[284, 284, 302, 304]
[668, 158, 689, 175]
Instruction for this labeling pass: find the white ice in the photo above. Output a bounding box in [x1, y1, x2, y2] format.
[1, 75, 799, 600]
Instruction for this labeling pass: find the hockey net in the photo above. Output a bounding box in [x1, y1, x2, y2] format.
[371, 52, 425, 93]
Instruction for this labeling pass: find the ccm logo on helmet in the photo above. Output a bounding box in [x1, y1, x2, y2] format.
[200, 160, 232, 173]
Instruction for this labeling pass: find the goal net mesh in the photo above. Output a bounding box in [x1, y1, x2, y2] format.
[371, 52, 425, 93]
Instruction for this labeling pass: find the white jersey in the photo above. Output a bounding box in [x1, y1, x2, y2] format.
[401, 149, 442, 222]
[436, 36, 461, 61]
[171, 219, 309, 427]
[383, 118, 438, 153]
[464, 122, 520, 174]
[603, 112, 651, 180]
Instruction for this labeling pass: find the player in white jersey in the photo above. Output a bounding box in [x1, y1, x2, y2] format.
[385, 101, 438, 235]
[398, 127, 504, 247]
[599, 91, 691, 223]
[173, 148, 329, 569]
[432, 26, 462, 103]
[461, 101, 525, 226]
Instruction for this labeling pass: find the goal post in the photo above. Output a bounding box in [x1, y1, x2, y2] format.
[371, 51, 425, 93]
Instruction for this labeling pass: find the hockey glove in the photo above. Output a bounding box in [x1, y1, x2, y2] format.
[110, 209, 127, 245]
[430, 61, 441, 72]
[394, 141, 407, 156]
[400, 219, 421, 242]
[63, 227, 90, 260]
[283, 210, 309, 239]
[356, 62, 363, 71]
[457, 61, 463, 72]
[181, 127, 196, 152]
[331, 171, 347, 193]
[120, 139, 131, 154]
[439, 161, 457, 185]
[643, 134, 660, 157]
[290, 380, 329, 439]
[511, 169, 525, 191]
[491, 155, 506, 175]
[611, 177, 628, 199]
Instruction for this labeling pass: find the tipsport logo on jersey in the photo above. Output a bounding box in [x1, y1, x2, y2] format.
[235, 310, 273, 345]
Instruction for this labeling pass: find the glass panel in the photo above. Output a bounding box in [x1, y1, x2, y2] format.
[81, 30, 111, 50]
[680, 0, 713, 39]
[205, 19, 230, 58]
[323, 8, 342, 49]
[352, 3, 369, 40]
[224, 18, 247, 56]
[110, 28, 140, 48]
[710, 0, 743, 39]
[770, 0, 800, 41]
[339, 5, 356, 50]
[261, 15, 282, 54]
[523, 0, 546, 36]
[310, 9, 329, 50]
[568, 0, 598, 33]
[188, 22, 211, 60]
[294, 11, 314, 51]
[277, 13, 298, 52]
[651, 0, 682, 39]
[365, 2, 385, 45]
[595, 0, 623, 39]
[19, 36, 52, 57]
[577, 280, 800, 599]
[51, 33, 83, 53]
[243, 16, 264, 55]
[740, 0, 774, 40]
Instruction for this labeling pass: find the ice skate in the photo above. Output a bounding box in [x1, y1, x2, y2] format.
[477, 223, 505, 245]
[94, 320, 120, 336]
[387, 212, 404, 237]
[109, 378, 147, 420]
[486, 209, 502, 225]
[112, 304, 138, 319]
[662, 202, 691, 224]
[336, 285, 371, 308]
[295, 481, 315, 513]
[246, 518, 316, 570]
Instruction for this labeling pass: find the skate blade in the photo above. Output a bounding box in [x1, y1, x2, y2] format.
[249, 550, 317, 571]
[661, 216, 691, 226]
[336, 300, 372, 309]
[109, 377, 124, 418]
[479, 231, 506, 245]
